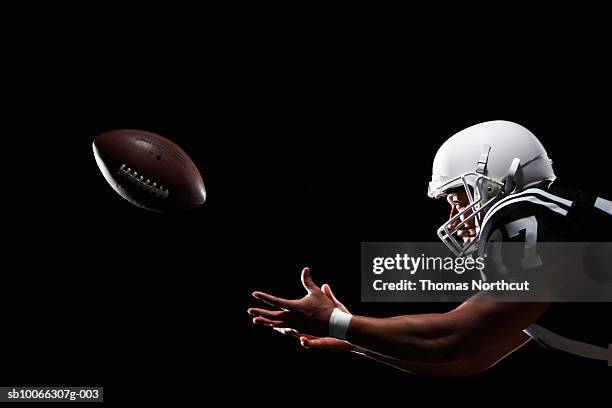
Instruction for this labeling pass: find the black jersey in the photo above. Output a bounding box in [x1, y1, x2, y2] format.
[479, 181, 611, 244]
[477, 181, 612, 361]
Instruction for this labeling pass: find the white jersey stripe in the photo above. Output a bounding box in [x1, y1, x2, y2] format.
[594, 197, 612, 215]
[481, 195, 569, 233]
[485, 187, 574, 221]
[518, 188, 574, 207]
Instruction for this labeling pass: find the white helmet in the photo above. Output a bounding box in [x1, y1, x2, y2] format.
[428, 120, 556, 256]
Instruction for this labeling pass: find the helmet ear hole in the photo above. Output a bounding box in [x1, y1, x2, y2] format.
[486, 183, 500, 197]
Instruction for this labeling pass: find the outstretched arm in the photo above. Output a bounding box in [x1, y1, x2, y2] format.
[250, 268, 548, 365]
[297, 286, 533, 374]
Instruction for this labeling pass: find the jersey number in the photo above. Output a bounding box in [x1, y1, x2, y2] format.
[488, 215, 543, 275]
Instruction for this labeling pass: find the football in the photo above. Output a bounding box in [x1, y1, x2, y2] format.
[93, 129, 206, 212]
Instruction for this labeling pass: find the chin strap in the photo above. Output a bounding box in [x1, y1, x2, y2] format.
[524, 324, 612, 365]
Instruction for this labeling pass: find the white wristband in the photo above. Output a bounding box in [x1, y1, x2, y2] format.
[329, 308, 352, 340]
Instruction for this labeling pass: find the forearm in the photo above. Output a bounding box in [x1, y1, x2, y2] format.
[343, 300, 548, 363]
[347, 313, 460, 363]
[351, 330, 530, 375]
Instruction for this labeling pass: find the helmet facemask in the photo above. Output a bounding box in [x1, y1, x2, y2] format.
[430, 172, 503, 257]
[428, 144, 505, 257]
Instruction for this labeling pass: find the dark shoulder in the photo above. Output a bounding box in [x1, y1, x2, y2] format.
[479, 183, 575, 244]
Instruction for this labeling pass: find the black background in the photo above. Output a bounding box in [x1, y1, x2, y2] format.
[4, 14, 612, 405]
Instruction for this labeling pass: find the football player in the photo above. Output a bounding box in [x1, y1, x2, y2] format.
[248, 121, 612, 373]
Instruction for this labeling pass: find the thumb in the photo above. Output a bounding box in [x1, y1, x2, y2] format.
[301, 267, 320, 293]
[321, 284, 350, 313]
[300, 336, 321, 349]
[300, 336, 354, 352]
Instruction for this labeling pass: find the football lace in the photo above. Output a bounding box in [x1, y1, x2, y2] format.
[117, 164, 170, 199]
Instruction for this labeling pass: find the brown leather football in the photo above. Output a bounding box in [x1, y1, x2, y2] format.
[93, 129, 206, 212]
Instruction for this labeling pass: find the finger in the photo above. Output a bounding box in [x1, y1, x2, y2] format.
[252, 291, 296, 310]
[321, 284, 349, 313]
[300, 336, 354, 352]
[321, 284, 338, 303]
[296, 333, 318, 340]
[247, 308, 290, 319]
[300, 336, 313, 348]
[301, 267, 319, 293]
[252, 316, 285, 327]
[300, 337, 325, 349]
